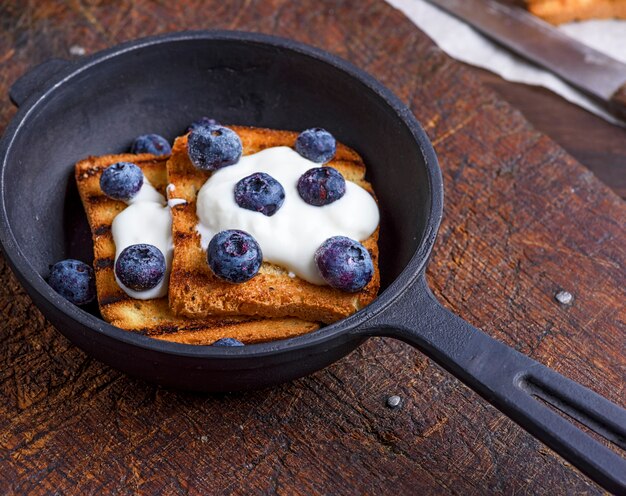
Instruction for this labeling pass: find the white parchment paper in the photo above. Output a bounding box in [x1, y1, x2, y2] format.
[386, 0, 626, 125]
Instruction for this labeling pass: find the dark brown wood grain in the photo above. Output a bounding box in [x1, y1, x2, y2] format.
[0, 1, 624, 494]
[467, 65, 626, 199]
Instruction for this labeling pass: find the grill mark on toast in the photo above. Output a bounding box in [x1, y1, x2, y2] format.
[94, 225, 111, 236]
[176, 202, 195, 212]
[100, 294, 130, 306]
[94, 257, 114, 270]
[76, 166, 104, 179]
[86, 195, 111, 205]
[174, 232, 193, 242]
[134, 325, 178, 336]
[144, 318, 261, 336]
[151, 325, 179, 335]
[138, 315, 270, 336]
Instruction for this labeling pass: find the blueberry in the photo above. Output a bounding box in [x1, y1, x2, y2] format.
[212, 337, 245, 347]
[314, 236, 373, 292]
[115, 243, 166, 292]
[100, 162, 144, 201]
[130, 134, 171, 156]
[295, 128, 336, 163]
[187, 125, 242, 171]
[234, 172, 285, 216]
[207, 230, 262, 283]
[297, 167, 346, 206]
[48, 259, 96, 305]
[187, 117, 219, 132]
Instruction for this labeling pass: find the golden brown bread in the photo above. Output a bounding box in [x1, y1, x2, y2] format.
[525, 0, 626, 24]
[75, 153, 319, 344]
[167, 126, 380, 324]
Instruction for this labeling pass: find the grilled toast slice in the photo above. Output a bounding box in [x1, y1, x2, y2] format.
[75, 153, 319, 344]
[167, 126, 380, 324]
[525, 0, 626, 24]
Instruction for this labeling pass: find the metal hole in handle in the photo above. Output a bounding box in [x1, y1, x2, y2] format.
[519, 375, 626, 451]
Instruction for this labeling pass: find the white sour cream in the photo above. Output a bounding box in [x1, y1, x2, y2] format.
[111, 179, 173, 299]
[166, 182, 187, 208]
[195, 146, 379, 285]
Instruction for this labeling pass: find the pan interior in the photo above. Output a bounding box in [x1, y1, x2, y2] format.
[3, 38, 433, 320]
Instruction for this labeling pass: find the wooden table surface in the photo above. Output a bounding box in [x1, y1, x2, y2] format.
[0, 1, 624, 494]
[470, 67, 626, 199]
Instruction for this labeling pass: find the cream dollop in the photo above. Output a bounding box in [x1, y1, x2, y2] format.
[111, 179, 173, 299]
[195, 146, 379, 285]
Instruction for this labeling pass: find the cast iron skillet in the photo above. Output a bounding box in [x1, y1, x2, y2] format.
[0, 31, 624, 492]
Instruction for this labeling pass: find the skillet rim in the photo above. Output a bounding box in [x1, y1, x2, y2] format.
[0, 30, 443, 359]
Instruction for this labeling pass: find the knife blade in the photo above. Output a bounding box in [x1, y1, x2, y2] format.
[425, 0, 626, 119]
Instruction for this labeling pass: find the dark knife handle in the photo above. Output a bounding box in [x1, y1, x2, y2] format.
[609, 83, 626, 121]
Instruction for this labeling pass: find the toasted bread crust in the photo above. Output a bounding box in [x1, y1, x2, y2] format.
[167, 126, 380, 324]
[525, 0, 626, 24]
[75, 153, 319, 344]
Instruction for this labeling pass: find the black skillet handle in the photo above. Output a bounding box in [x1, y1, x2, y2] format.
[9, 58, 71, 107]
[356, 276, 626, 494]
